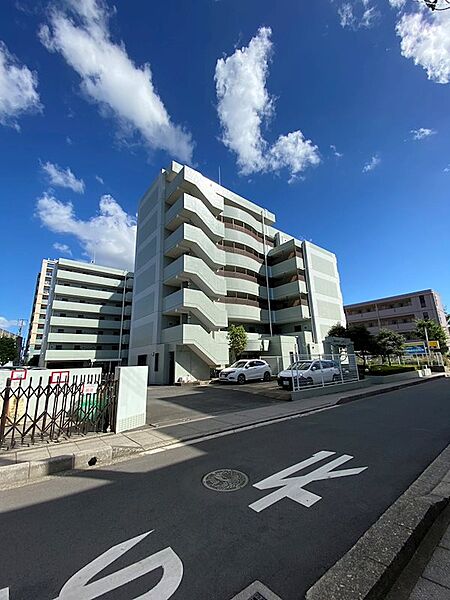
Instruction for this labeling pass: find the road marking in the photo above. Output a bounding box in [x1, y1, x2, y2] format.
[55, 530, 183, 600]
[249, 451, 368, 512]
[0, 589, 9, 599]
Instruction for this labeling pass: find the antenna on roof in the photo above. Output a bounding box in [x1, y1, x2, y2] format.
[218, 166, 221, 186]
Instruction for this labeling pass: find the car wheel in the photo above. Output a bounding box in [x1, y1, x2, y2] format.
[263, 371, 271, 382]
[305, 377, 313, 386]
[237, 374, 246, 385]
[332, 374, 340, 382]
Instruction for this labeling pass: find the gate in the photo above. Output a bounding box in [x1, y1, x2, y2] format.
[0, 373, 118, 449]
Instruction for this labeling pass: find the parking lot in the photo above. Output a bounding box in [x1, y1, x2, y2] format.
[146, 381, 290, 426]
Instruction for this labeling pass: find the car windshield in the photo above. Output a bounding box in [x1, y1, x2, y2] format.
[289, 361, 313, 370]
[230, 361, 248, 368]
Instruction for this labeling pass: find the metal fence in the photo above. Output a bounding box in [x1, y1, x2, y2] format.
[274, 353, 359, 392]
[0, 372, 118, 449]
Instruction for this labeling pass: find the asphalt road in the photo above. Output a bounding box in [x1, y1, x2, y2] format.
[1, 379, 449, 600]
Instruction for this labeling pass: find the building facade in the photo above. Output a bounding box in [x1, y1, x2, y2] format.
[345, 289, 449, 341]
[38, 259, 133, 370]
[25, 258, 57, 364]
[129, 162, 345, 384]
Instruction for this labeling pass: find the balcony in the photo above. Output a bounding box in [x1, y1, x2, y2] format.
[165, 193, 224, 241]
[164, 223, 225, 270]
[52, 300, 122, 316]
[47, 333, 127, 344]
[163, 288, 228, 330]
[271, 279, 307, 300]
[164, 255, 226, 298]
[54, 284, 123, 303]
[270, 256, 304, 279]
[50, 316, 123, 330]
[225, 302, 269, 324]
[273, 304, 310, 325]
[44, 349, 123, 362]
[165, 166, 224, 215]
[56, 269, 126, 290]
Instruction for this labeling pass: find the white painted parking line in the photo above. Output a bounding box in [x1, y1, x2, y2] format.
[249, 451, 368, 512]
[0, 589, 9, 599]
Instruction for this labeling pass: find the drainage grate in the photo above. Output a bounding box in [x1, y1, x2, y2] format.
[202, 469, 249, 492]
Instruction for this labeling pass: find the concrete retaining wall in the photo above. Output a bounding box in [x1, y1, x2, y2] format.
[291, 379, 371, 401]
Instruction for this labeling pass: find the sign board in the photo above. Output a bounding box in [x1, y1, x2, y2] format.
[82, 383, 98, 395]
[10, 369, 27, 381]
[49, 371, 70, 384]
[404, 342, 426, 355]
[428, 340, 440, 350]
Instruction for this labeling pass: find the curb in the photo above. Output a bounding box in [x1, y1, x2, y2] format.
[305, 444, 450, 600]
[336, 374, 446, 405]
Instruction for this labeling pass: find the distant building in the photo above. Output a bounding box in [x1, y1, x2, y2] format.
[37, 259, 133, 370]
[25, 258, 57, 363]
[129, 161, 346, 384]
[345, 289, 450, 342]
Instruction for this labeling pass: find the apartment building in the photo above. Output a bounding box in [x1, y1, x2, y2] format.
[25, 258, 57, 364]
[38, 259, 133, 369]
[129, 162, 345, 384]
[345, 289, 450, 341]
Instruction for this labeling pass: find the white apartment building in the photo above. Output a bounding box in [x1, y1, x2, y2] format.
[39, 259, 133, 370]
[129, 162, 345, 384]
[26, 258, 57, 364]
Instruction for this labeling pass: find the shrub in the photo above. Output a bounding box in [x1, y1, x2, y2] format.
[368, 365, 417, 376]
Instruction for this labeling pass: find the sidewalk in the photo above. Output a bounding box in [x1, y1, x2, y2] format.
[0, 373, 446, 489]
[408, 523, 450, 599]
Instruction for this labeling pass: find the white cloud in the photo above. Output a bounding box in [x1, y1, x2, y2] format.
[410, 127, 437, 140]
[0, 317, 19, 331]
[388, 0, 406, 8]
[41, 161, 85, 193]
[0, 41, 42, 129]
[330, 144, 343, 158]
[337, 1, 379, 30]
[362, 154, 381, 172]
[53, 242, 72, 256]
[444, 164, 450, 172]
[396, 7, 450, 84]
[95, 174, 104, 184]
[66, 136, 72, 145]
[214, 27, 320, 178]
[39, 0, 193, 162]
[36, 192, 136, 270]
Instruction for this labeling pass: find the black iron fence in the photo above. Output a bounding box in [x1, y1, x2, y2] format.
[0, 373, 118, 449]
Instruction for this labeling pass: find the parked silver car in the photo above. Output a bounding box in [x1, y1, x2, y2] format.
[277, 360, 341, 389]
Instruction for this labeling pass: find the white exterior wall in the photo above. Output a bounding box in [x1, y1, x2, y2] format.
[130, 162, 346, 384]
[40, 259, 133, 368]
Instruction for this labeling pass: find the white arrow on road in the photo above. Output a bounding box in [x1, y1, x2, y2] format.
[249, 450, 368, 512]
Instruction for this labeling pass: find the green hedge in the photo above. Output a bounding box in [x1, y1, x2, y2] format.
[368, 365, 417, 376]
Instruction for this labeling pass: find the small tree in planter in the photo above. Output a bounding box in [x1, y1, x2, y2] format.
[227, 325, 248, 363]
[376, 329, 405, 366]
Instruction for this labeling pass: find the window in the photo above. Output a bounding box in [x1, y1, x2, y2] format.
[154, 352, 159, 372]
[419, 295, 426, 308]
[38, 324, 44, 330]
[137, 354, 147, 366]
[294, 325, 302, 332]
[74, 345, 81, 350]
[55, 345, 62, 350]
[423, 312, 429, 320]
[35, 345, 41, 350]
[76, 330, 82, 334]
[57, 329, 64, 333]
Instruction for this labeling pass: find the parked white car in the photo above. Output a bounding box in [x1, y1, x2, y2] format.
[219, 360, 272, 384]
[277, 360, 341, 389]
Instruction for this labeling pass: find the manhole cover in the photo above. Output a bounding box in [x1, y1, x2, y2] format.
[202, 469, 249, 492]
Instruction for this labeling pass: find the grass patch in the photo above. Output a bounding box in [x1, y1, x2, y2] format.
[368, 365, 417, 376]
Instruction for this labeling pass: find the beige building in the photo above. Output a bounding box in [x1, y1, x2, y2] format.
[129, 161, 346, 384]
[25, 258, 57, 364]
[345, 289, 449, 341]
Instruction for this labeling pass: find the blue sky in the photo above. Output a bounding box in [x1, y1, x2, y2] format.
[0, 0, 449, 334]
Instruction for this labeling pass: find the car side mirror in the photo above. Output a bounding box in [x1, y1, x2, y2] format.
[245, 365, 249, 369]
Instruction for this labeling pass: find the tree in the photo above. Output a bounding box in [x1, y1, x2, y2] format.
[227, 325, 248, 362]
[347, 324, 377, 367]
[327, 323, 348, 338]
[0, 337, 18, 366]
[415, 319, 449, 354]
[376, 329, 405, 365]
